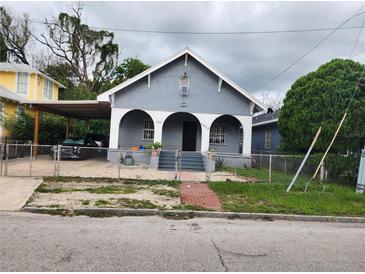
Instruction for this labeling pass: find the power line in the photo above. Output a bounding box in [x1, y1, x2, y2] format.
[89, 25, 365, 35]
[30, 19, 364, 35]
[257, 6, 365, 92]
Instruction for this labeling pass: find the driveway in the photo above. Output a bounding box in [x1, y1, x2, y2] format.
[1, 212, 365, 271]
[0, 177, 41, 210]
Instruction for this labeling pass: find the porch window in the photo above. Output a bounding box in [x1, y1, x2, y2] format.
[265, 128, 272, 149]
[210, 125, 225, 145]
[17, 72, 29, 95]
[43, 78, 53, 100]
[143, 119, 154, 140]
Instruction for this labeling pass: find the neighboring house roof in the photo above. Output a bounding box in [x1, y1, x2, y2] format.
[97, 47, 266, 112]
[0, 85, 23, 103]
[0, 62, 66, 89]
[252, 109, 280, 127]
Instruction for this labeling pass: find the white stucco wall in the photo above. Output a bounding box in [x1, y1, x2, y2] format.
[109, 107, 252, 155]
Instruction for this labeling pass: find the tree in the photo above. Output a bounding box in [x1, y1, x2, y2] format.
[0, 33, 7, 61]
[278, 59, 365, 154]
[36, 5, 118, 93]
[0, 6, 31, 64]
[103, 57, 150, 90]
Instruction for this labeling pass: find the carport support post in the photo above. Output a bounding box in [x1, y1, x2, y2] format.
[65, 118, 71, 138]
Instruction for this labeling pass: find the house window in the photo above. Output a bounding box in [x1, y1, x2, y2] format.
[210, 125, 225, 145]
[43, 78, 53, 100]
[180, 72, 189, 95]
[16, 105, 25, 118]
[143, 119, 154, 140]
[265, 128, 272, 149]
[17, 72, 29, 95]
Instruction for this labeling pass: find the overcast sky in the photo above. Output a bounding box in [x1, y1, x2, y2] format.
[3, 1, 365, 102]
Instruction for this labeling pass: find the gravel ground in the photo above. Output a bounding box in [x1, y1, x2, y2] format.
[27, 181, 181, 209]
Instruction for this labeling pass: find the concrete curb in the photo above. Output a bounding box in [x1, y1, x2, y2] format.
[21, 207, 365, 223]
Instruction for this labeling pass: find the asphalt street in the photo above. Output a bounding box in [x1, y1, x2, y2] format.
[0, 211, 364, 271]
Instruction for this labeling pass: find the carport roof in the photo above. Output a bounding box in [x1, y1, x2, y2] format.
[20, 100, 111, 119]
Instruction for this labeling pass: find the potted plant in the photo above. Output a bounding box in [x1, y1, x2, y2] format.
[146, 142, 163, 157]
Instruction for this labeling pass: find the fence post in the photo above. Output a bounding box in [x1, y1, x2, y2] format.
[284, 158, 287, 175]
[0, 144, 3, 176]
[29, 144, 33, 177]
[178, 151, 181, 181]
[174, 150, 178, 181]
[56, 145, 61, 176]
[320, 162, 325, 182]
[260, 153, 262, 168]
[118, 151, 122, 179]
[269, 154, 272, 183]
[4, 144, 9, 176]
[53, 146, 57, 176]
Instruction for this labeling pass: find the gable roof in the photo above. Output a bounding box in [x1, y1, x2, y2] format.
[252, 109, 280, 127]
[0, 62, 66, 89]
[0, 85, 23, 103]
[97, 47, 266, 112]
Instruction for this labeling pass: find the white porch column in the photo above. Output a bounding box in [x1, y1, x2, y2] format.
[145, 110, 173, 144]
[109, 108, 131, 149]
[193, 113, 220, 153]
[234, 115, 252, 155]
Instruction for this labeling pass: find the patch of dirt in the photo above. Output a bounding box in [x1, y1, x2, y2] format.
[28, 182, 180, 209]
[210, 172, 257, 182]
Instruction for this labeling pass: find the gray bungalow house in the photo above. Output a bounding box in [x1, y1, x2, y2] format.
[97, 48, 266, 169]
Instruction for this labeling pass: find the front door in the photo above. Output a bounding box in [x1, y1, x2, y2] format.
[182, 121, 197, 151]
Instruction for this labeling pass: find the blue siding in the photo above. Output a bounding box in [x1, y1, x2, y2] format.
[251, 123, 280, 154]
[114, 55, 251, 116]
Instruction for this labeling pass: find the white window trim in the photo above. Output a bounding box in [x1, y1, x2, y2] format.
[265, 128, 272, 149]
[16, 72, 30, 96]
[142, 119, 154, 141]
[43, 78, 53, 100]
[210, 124, 226, 145]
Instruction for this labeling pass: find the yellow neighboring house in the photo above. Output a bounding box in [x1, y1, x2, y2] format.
[0, 62, 66, 142]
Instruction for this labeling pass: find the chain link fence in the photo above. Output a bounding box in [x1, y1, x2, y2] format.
[0, 144, 361, 187]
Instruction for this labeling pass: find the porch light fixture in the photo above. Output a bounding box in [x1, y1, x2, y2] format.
[180, 72, 189, 96]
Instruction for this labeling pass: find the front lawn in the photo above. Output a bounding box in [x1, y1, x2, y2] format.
[209, 177, 365, 216]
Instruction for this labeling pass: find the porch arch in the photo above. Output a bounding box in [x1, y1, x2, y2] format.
[209, 115, 243, 154]
[118, 109, 154, 149]
[161, 112, 202, 151]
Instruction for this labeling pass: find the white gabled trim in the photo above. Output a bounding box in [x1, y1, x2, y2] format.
[218, 78, 223, 92]
[97, 47, 267, 112]
[252, 118, 278, 127]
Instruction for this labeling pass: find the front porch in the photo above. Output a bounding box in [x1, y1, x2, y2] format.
[108, 108, 253, 169]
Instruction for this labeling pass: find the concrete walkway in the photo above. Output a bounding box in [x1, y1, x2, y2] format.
[0, 177, 42, 211]
[180, 182, 221, 210]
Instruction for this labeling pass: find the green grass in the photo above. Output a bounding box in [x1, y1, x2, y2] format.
[43, 176, 179, 187]
[151, 189, 180, 198]
[209, 180, 365, 216]
[81, 200, 90, 206]
[94, 199, 111, 207]
[84, 185, 137, 194]
[36, 185, 138, 194]
[221, 167, 311, 185]
[172, 204, 214, 211]
[116, 198, 157, 209]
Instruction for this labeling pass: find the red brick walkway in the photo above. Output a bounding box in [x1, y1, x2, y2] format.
[179, 182, 221, 210]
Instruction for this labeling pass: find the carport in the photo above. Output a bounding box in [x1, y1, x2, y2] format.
[20, 100, 111, 144]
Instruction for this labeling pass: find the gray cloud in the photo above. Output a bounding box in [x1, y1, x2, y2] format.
[2, 1, 365, 101]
